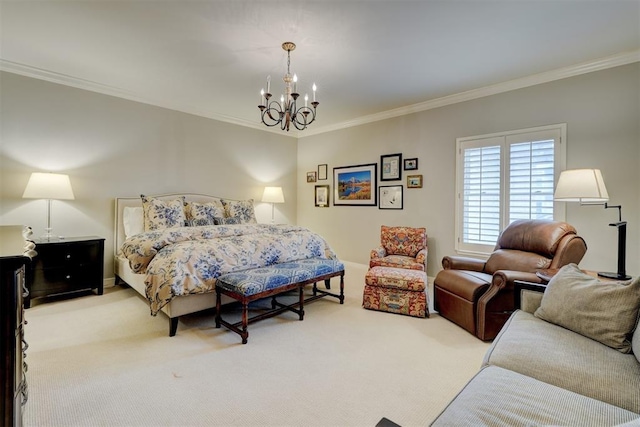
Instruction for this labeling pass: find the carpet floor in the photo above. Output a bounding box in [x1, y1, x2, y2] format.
[22, 262, 489, 427]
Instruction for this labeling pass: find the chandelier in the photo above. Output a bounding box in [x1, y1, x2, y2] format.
[258, 42, 318, 132]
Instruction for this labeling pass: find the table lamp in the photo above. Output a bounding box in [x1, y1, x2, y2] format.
[262, 187, 285, 223]
[554, 168, 630, 280]
[22, 172, 75, 240]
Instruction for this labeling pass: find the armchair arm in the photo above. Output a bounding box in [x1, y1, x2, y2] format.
[415, 248, 427, 266]
[490, 270, 542, 291]
[370, 246, 387, 260]
[442, 255, 485, 271]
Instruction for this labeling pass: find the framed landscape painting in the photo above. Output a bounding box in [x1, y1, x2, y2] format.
[333, 163, 377, 206]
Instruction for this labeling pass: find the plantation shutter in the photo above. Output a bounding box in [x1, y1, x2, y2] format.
[456, 125, 565, 255]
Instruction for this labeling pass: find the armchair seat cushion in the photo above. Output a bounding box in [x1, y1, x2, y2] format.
[365, 266, 427, 291]
[369, 255, 425, 271]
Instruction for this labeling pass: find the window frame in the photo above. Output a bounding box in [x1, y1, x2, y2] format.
[455, 123, 567, 257]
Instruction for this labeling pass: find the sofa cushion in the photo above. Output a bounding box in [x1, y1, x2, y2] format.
[484, 310, 640, 413]
[534, 263, 640, 353]
[430, 365, 639, 427]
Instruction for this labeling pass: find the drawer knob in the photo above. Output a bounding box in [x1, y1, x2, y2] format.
[66, 254, 71, 259]
[66, 275, 71, 280]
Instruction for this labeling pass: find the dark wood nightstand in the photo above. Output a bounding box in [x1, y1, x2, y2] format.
[28, 236, 105, 308]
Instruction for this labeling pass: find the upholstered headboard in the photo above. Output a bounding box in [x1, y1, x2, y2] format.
[113, 193, 242, 257]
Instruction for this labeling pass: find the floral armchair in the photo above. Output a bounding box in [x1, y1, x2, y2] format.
[370, 225, 427, 271]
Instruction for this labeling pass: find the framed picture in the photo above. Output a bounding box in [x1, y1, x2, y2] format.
[315, 185, 330, 207]
[407, 174, 423, 188]
[379, 185, 403, 210]
[333, 163, 377, 206]
[404, 158, 418, 170]
[306, 171, 317, 183]
[381, 153, 402, 181]
[318, 164, 328, 181]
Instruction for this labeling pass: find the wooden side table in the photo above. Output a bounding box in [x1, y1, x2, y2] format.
[27, 236, 105, 308]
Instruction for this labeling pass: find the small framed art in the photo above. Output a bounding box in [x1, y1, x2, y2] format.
[307, 171, 317, 183]
[379, 185, 403, 210]
[380, 153, 402, 181]
[404, 158, 418, 170]
[407, 174, 423, 188]
[318, 164, 328, 180]
[315, 185, 330, 207]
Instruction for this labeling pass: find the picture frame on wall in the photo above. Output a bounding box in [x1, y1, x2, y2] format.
[333, 163, 377, 206]
[318, 164, 328, 180]
[315, 185, 330, 207]
[404, 158, 418, 170]
[307, 171, 317, 183]
[379, 185, 403, 210]
[381, 153, 402, 181]
[407, 174, 423, 188]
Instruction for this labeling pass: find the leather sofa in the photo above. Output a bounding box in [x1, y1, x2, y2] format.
[433, 219, 587, 340]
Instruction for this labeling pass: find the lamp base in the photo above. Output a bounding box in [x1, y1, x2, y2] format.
[597, 271, 632, 281]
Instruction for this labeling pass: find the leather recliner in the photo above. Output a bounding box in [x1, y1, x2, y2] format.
[433, 219, 587, 341]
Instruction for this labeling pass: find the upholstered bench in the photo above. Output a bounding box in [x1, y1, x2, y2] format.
[215, 258, 345, 344]
[363, 266, 429, 318]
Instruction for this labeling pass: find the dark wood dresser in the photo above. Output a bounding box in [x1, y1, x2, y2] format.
[1, 226, 33, 427]
[28, 236, 104, 308]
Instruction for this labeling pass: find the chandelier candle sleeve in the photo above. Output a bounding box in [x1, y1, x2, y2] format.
[258, 42, 319, 132]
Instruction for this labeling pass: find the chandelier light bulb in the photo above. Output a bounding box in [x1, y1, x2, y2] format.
[305, 93, 308, 107]
[312, 83, 317, 102]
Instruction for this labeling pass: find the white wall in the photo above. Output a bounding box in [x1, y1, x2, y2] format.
[0, 72, 298, 278]
[297, 63, 640, 278]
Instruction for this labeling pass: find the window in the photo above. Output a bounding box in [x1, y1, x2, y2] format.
[455, 124, 566, 255]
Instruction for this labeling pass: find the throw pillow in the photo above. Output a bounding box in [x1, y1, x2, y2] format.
[534, 263, 640, 353]
[214, 217, 241, 225]
[186, 218, 215, 227]
[184, 200, 225, 224]
[140, 195, 186, 231]
[221, 199, 257, 224]
[632, 318, 640, 363]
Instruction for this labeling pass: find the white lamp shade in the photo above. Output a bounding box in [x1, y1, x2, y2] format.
[22, 172, 75, 200]
[554, 169, 609, 204]
[262, 187, 285, 203]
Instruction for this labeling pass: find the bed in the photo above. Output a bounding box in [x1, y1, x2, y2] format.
[113, 193, 338, 336]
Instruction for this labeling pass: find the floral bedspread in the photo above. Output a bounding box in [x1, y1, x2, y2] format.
[120, 224, 337, 315]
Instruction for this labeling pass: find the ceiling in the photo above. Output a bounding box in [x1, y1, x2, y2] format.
[1, 1, 639, 137]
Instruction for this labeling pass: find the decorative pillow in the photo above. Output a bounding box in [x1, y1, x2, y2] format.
[534, 263, 640, 353]
[221, 199, 257, 224]
[186, 218, 215, 227]
[184, 200, 225, 225]
[140, 195, 186, 231]
[123, 206, 144, 238]
[214, 217, 241, 225]
[633, 319, 640, 363]
[380, 225, 427, 257]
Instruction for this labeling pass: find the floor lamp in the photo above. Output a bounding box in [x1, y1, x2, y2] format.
[22, 172, 75, 240]
[554, 169, 631, 280]
[261, 186, 285, 224]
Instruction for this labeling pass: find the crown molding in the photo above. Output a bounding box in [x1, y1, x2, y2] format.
[300, 49, 640, 138]
[2, 49, 638, 140]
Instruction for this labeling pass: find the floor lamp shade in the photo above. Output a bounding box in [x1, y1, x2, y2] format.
[554, 169, 609, 204]
[23, 172, 75, 240]
[262, 187, 284, 223]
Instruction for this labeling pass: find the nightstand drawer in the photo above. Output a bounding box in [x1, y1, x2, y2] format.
[34, 243, 99, 269]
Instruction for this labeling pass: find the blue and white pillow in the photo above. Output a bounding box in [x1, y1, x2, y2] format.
[184, 200, 225, 225]
[140, 195, 186, 231]
[221, 199, 257, 224]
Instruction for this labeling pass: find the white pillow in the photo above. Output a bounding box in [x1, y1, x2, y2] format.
[123, 206, 144, 238]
